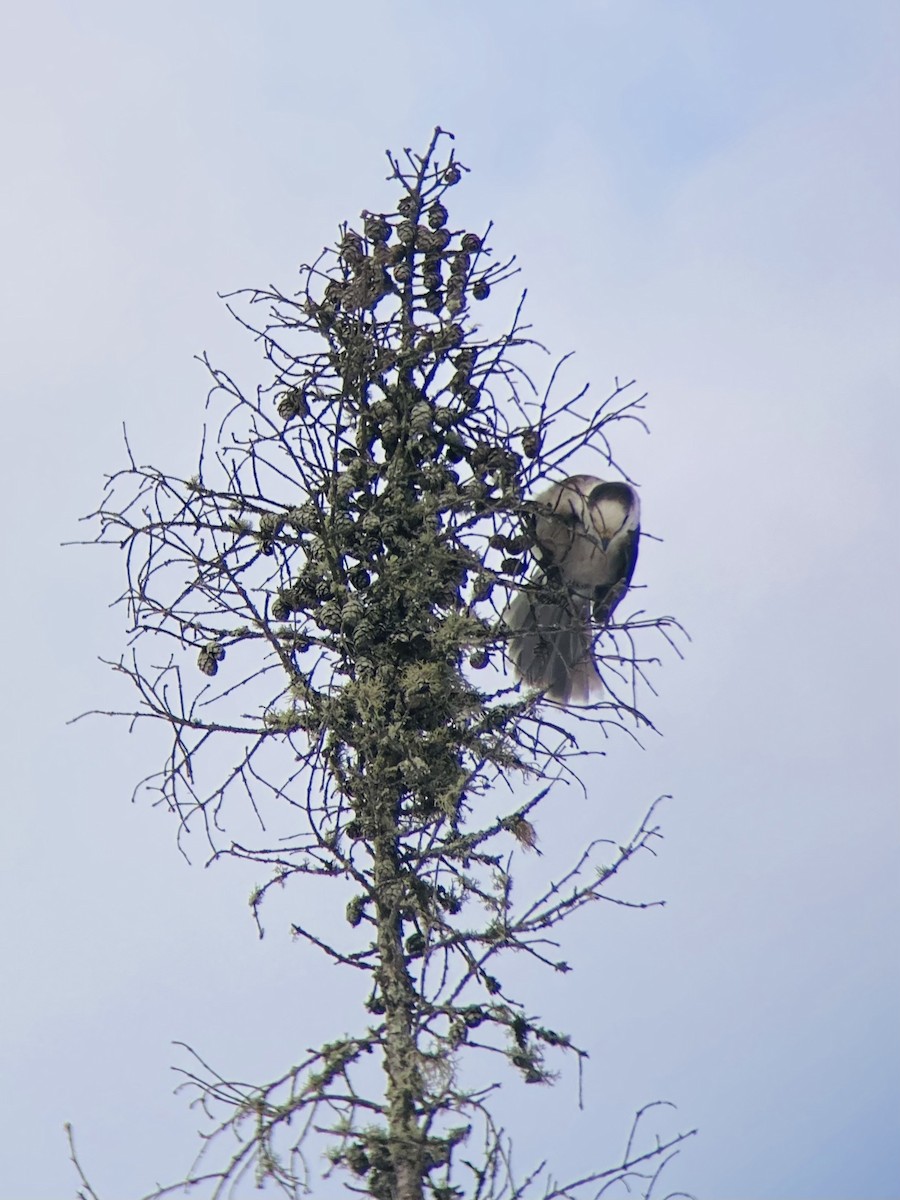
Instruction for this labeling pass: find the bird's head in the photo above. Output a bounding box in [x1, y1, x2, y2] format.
[586, 480, 641, 550]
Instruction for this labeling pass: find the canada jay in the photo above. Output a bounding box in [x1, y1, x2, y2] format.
[504, 474, 640, 705]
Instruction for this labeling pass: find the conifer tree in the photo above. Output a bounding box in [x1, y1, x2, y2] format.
[78, 128, 692, 1200]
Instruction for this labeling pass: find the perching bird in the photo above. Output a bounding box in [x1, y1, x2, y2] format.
[504, 474, 640, 705]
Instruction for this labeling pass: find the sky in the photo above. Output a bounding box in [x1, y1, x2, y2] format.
[1, 1, 898, 1197]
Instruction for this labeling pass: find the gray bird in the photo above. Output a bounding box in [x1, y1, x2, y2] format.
[504, 474, 640, 705]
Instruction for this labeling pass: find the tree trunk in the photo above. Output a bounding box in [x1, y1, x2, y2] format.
[374, 812, 425, 1200]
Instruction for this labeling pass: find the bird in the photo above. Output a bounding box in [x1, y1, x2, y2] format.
[503, 474, 640, 705]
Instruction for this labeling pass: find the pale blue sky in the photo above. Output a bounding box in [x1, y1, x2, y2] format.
[1, 2, 897, 1197]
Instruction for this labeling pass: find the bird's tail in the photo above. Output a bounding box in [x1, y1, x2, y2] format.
[503, 591, 603, 706]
